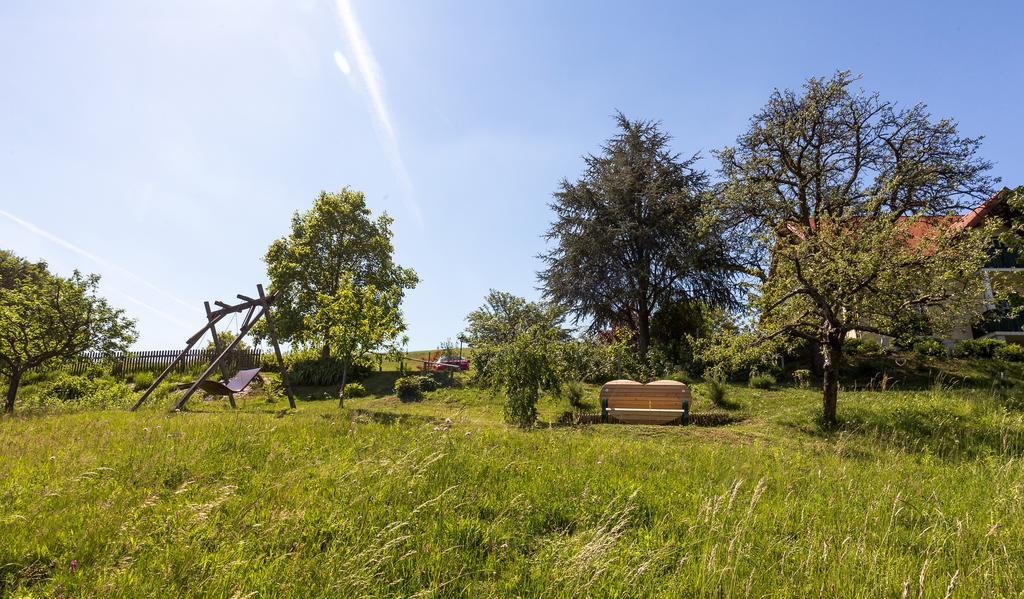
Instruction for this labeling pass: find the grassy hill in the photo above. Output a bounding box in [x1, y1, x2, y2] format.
[2, 370, 1023, 595]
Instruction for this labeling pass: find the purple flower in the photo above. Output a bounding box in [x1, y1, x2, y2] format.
[69, 559, 78, 573]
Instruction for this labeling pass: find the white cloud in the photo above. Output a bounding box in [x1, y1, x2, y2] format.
[334, 0, 422, 225]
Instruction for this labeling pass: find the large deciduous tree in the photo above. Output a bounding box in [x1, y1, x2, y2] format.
[539, 113, 735, 356]
[264, 188, 418, 358]
[0, 250, 136, 414]
[717, 72, 995, 424]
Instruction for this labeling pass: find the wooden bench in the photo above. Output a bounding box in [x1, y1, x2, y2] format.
[600, 380, 691, 425]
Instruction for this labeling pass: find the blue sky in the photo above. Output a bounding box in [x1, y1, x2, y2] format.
[1, 0, 1022, 350]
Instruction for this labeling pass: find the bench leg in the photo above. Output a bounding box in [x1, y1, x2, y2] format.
[681, 400, 690, 425]
[600, 395, 608, 423]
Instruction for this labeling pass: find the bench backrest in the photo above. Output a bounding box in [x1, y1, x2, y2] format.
[600, 380, 691, 424]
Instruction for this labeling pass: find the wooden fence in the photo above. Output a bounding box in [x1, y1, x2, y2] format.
[54, 349, 265, 376]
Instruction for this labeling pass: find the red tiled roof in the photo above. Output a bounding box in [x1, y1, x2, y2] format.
[783, 188, 1011, 243]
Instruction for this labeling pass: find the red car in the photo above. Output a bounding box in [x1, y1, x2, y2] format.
[433, 355, 470, 371]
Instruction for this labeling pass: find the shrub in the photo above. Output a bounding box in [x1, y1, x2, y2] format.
[47, 374, 95, 401]
[131, 371, 156, 391]
[749, 371, 776, 390]
[664, 370, 694, 384]
[273, 349, 372, 386]
[994, 343, 1024, 363]
[792, 369, 811, 388]
[705, 377, 727, 407]
[953, 338, 1005, 359]
[913, 338, 947, 357]
[843, 337, 888, 357]
[343, 382, 368, 398]
[563, 381, 587, 410]
[36, 376, 134, 412]
[416, 375, 438, 392]
[394, 376, 422, 400]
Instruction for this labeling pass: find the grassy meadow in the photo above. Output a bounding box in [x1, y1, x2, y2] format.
[2, 365, 1024, 596]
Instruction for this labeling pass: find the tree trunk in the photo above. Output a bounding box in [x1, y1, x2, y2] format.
[4, 370, 22, 415]
[637, 306, 650, 357]
[321, 343, 331, 360]
[820, 339, 842, 425]
[338, 359, 349, 408]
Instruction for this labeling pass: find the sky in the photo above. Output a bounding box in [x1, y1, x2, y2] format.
[1, 0, 1022, 350]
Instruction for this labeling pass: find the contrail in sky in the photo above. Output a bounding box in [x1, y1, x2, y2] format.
[104, 283, 194, 328]
[0, 208, 198, 319]
[334, 0, 423, 225]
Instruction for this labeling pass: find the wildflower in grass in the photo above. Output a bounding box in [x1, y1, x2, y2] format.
[69, 559, 77, 573]
[445, 417, 451, 425]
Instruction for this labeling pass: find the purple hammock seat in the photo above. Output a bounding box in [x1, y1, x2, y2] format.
[195, 368, 263, 396]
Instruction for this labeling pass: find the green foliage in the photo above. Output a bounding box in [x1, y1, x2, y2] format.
[47, 373, 95, 401]
[843, 338, 889, 358]
[792, 369, 812, 388]
[538, 113, 735, 354]
[0, 250, 136, 413]
[343, 382, 368, 398]
[716, 71, 995, 422]
[704, 377, 728, 407]
[994, 343, 1024, 363]
[912, 338, 947, 357]
[394, 376, 422, 400]
[271, 350, 371, 387]
[416, 376, 438, 392]
[748, 371, 776, 390]
[691, 330, 786, 382]
[304, 275, 410, 406]
[262, 188, 418, 354]
[464, 290, 568, 381]
[664, 371, 694, 384]
[480, 324, 563, 428]
[562, 381, 587, 410]
[204, 330, 250, 352]
[953, 338, 1006, 359]
[130, 370, 156, 391]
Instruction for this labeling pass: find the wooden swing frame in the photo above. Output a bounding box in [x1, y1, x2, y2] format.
[130, 284, 295, 412]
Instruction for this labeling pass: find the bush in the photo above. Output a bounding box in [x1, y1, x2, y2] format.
[131, 371, 156, 391]
[270, 349, 372, 386]
[33, 375, 134, 412]
[913, 338, 947, 357]
[749, 371, 776, 390]
[416, 375, 438, 392]
[843, 337, 888, 357]
[343, 382, 368, 398]
[394, 376, 422, 400]
[994, 343, 1024, 363]
[952, 338, 1005, 359]
[664, 370, 694, 384]
[47, 374, 95, 401]
[705, 377, 727, 407]
[563, 381, 586, 410]
[792, 369, 811, 388]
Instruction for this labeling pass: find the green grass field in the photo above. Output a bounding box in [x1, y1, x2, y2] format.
[2, 370, 1024, 596]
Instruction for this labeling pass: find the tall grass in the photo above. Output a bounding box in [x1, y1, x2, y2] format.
[1, 383, 1023, 595]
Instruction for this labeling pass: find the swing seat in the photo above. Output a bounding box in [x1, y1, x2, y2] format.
[196, 368, 263, 396]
